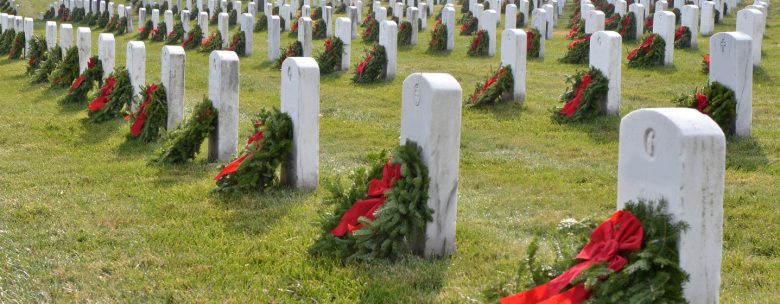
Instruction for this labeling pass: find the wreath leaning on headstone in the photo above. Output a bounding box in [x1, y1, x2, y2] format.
[527, 28, 541, 58]
[26, 36, 47, 75]
[8, 31, 25, 59]
[200, 31, 223, 53]
[362, 18, 379, 42]
[466, 65, 513, 108]
[673, 26, 691, 49]
[61, 56, 103, 104]
[559, 34, 591, 64]
[166, 22, 185, 45]
[87, 68, 131, 123]
[460, 13, 479, 35]
[398, 21, 413, 46]
[32, 45, 62, 83]
[468, 29, 489, 56]
[517, 11, 526, 27]
[105, 15, 119, 32]
[316, 37, 344, 75]
[0, 28, 16, 55]
[49, 47, 80, 88]
[153, 98, 219, 164]
[492, 200, 689, 304]
[276, 40, 303, 68]
[674, 82, 736, 135]
[361, 12, 374, 28]
[98, 11, 110, 28]
[352, 45, 388, 84]
[138, 19, 154, 40]
[313, 18, 327, 39]
[213, 108, 293, 191]
[115, 16, 129, 35]
[151, 22, 169, 42]
[225, 30, 246, 56]
[567, 19, 586, 40]
[128, 83, 168, 143]
[428, 19, 447, 52]
[701, 54, 710, 74]
[255, 14, 268, 31]
[182, 24, 204, 50]
[616, 11, 636, 41]
[626, 33, 665, 68]
[552, 66, 609, 123]
[309, 141, 431, 262]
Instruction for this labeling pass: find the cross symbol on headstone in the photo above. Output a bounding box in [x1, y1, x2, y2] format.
[720, 38, 727, 52]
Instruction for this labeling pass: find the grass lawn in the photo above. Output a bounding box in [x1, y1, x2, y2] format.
[1, 0, 779, 302]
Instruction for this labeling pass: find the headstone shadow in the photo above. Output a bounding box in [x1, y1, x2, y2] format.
[558, 115, 621, 144]
[210, 187, 308, 237]
[470, 102, 525, 121]
[76, 117, 123, 144]
[753, 66, 772, 84]
[114, 136, 160, 158]
[726, 136, 768, 171]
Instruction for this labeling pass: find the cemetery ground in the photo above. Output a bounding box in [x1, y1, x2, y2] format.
[2, 1, 780, 302]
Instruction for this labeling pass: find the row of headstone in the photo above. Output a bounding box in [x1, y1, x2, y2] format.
[0, 13, 34, 57]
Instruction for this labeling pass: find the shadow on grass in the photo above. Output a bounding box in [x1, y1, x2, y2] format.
[468, 101, 526, 121]
[726, 136, 769, 171]
[77, 117, 124, 144]
[754, 66, 772, 84]
[150, 160, 216, 187]
[114, 136, 160, 158]
[210, 187, 309, 236]
[257, 60, 276, 70]
[559, 115, 621, 144]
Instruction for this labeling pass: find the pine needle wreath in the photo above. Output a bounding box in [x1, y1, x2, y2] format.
[352, 45, 387, 84]
[213, 108, 293, 191]
[527, 28, 541, 58]
[701, 54, 709, 74]
[153, 97, 219, 164]
[225, 30, 246, 56]
[674, 81, 736, 134]
[559, 34, 591, 64]
[467, 30, 489, 56]
[428, 19, 447, 52]
[313, 18, 327, 39]
[517, 12, 526, 27]
[139, 19, 154, 40]
[49, 47, 80, 88]
[567, 19, 585, 40]
[275, 41, 303, 69]
[460, 13, 479, 35]
[151, 22, 169, 42]
[86, 11, 98, 26]
[191, 7, 200, 20]
[466, 65, 513, 108]
[98, 10, 110, 28]
[200, 31, 223, 52]
[182, 24, 204, 50]
[32, 46, 62, 83]
[70, 8, 85, 23]
[128, 83, 168, 142]
[714, 10, 720, 24]
[109, 67, 135, 118]
[398, 21, 413, 46]
[362, 19, 379, 42]
[362, 12, 375, 28]
[0, 29, 16, 55]
[210, 7, 222, 24]
[311, 7, 323, 20]
[166, 22, 185, 44]
[487, 200, 688, 303]
[673, 26, 691, 49]
[229, 9, 238, 26]
[8, 31, 25, 59]
[644, 15, 653, 32]
[616, 12, 636, 41]
[61, 56, 103, 104]
[87, 70, 125, 123]
[57, 6, 69, 22]
[26, 36, 47, 75]
[106, 15, 119, 32]
[255, 14, 268, 31]
[115, 16, 128, 35]
[44, 6, 55, 20]
[336, 2, 346, 13]
[290, 17, 300, 35]
[309, 141, 431, 262]
[552, 66, 609, 123]
[316, 37, 344, 75]
[605, 14, 620, 30]
[627, 33, 665, 68]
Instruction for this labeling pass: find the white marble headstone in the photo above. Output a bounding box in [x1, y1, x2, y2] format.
[443, 6, 455, 50]
[585, 9, 605, 33]
[681, 5, 699, 48]
[335, 17, 351, 70]
[280, 57, 320, 190]
[589, 31, 621, 115]
[207, 51, 240, 162]
[531, 8, 547, 57]
[298, 17, 313, 57]
[505, 4, 517, 29]
[379, 20, 397, 79]
[709, 32, 752, 137]
[76, 27, 91, 73]
[46, 21, 57, 50]
[126, 41, 146, 109]
[500, 29, 527, 103]
[652, 11, 675, 65]
[59, 23, 73, 56]
[161, 46, 186, 129]
[267, 15, 280, 60]
[97, 33, 115, 79]
[736, 8, 763, 67]
[629, 3, 645, 39]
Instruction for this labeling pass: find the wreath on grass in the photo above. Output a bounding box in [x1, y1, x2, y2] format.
[86, 12, 98, 26]
[151, 23, 169, 42]
[353, 45, 388, 84]
[627, 33, 664, 68]
[128, 83, 168, 142]
[552, 67, 609, 123]
[460, 13, 478, 35]
[153, 97, 219, 164]
[362, 19, 379, 42]
[468, 30, 489, 56]
[527, 28, 541, 58]
[313, 18, 327, 39]
[316, 37, 344, 74]
[32, 46, 62, 83]
[559, 34, 590, 64]
[58, 6, 69, 22]
[61, 56, 103, 104]
[517, 12, 526, 27]
[493, 200, 688, 304]
[309, 141, 431, 262]
[276, 40, 303, 69]
[88, 68, 131, 123]
[567, 19, 585, 40]
[616, 12, 636, 41]
[229, 8, 238, 26]
[166, 22, 185, 44]
[49, 47, 80, 88]
[115, 16, 129, 35]
[182, 24, 204, 49]
[605, 14, 620, 30]
[138, 19, 154, 40]
[466, 65, 513, 108]
[70, 8, 85, 23]
[674, 82, 736, 134]
[428, 19, 447, 51]
[701, 54, 709, 74]
[200, 31, 223, 52]
[191, 7, 200, 20]
[398, 21, 413, 45]
[210, 7, 222, 24]
[290, 17, 300, 34]
[255, 14, 268, 31]
[225, 30, 246, 56]
[214, 108, 293, 191]
[44, 6, 55, 20]
[106, 15, 119, 32]
[8, 31, 25, 59]
[98, 11, 110, 28]
[311, 7, 323, 20]
[26, 36, 47, 75]
[673, 26, 691, 49]
[0, 29, 16, 55]
[644, 15, 653, 32]
[362, 12, 374, 28]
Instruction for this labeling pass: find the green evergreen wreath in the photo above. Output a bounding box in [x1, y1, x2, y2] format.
[44, 6, 55, 20]
[362, 19, 379, 42]
[98, 11, 110, 28]
[311, 7, 323, 20]
[191, 7, 200, 20]
[200, 31, 223, 52]
[182, 24, 204, 50]
[226, 31, 246, 56]
[460, 13, 479, 35]
[552, 66, 609, 123]
[316, 37, 344, 75]
[352, 45, 388, 84]
[398, 21, 413, 46]
[0, 29, 16, 55]
[115, 16, 128, 35]
[105, 15, 119, 32]
[255, 14, 268, 31]
[517, 12, 526, 27]
[605, 14, 620, 30]
[644, 15, 653, 32]
[362, 13, 374, 27]
[49, 47, 80, 88]
[466, 65, 513, 108]
[32, 46, 62, 84]
[139, 19, 154, 40]
[559, 34, 590, 64]
[153, 98, 219, 164]
[673, 26, 691, 49]
[87, 68, 131, 123]
[61, 56, 103, 104]
[309, 141, 431, 262]
[229, 8, 238, 26]
[673, 7, 681, 24]
[86, 12, 98, 26]
[567, 19, 585, 40]
[129, 83, 168, 143]
[701, 54, 710, 74]
[616, 12, 636, 41]
[26, 36, 47, 75]
[290, 17, 300, 35]
[166, 22, 185, 45]
[627, 33, 665, 68]
[674, 82, 736, 135]
[527, 28, 541, 58]
[8, 31, 25, 59]
[486, 200, 688, 303]
[57, 6, 69, 22]
[313, 18, 327, 39]
[210, 7, 222, 24]
[276, 40, 303, 69]
[428, 19, 447, 52]
[467, 30, 489, 56]
[214, 108, 293, 192]
[151, 22, 169, 42]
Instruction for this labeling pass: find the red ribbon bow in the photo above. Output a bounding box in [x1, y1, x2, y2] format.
[500, 210, 643, 304]
[330, 162, 402, 236]
[130, 84, 158, 137]
[70, 75, 86, 91]
[695, 93, 709, 114]
[559, 74, 593, 117]
[213, 131, 266, 181]
[88, 76, 116, 112]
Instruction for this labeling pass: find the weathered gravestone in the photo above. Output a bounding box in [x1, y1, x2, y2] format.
[60, 23, 73, 56]
[585, 9, 604, 34]
[653, 11, 675, 65]
[617, 107, 725, 304]
[98, 33, 114, 79]
[710, 32, 752, 137]
[218, 12, 229, 47]
[379, 20, 398, 79]
[400, 73, 462, 257]
[126, 41, 146, 109]
[139, 8, 147, 28]
[280, 57, 320, 190]
[736, 8, 764, 67]
[268, 15, 280, 60]
[162, 46, 186, 129]
[76, 27, 91, 73]
[298, 17, 313, 57]
[207, 51, 240, 162]
[336, 17, 351, 70]
[500, 29, 527, 103]
[589, 31, 621, 115]
[681, 5, 699, 48]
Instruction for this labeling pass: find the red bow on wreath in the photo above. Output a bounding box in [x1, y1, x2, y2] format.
[559, 74, 593, 117]
[88, 76, 116, 112]
[130, 84, 158, 137]
[330, 162, 402, 236]
[627, 34, 655, 60]
[500, 210, 644, 304]
[213, 126, 266, 181]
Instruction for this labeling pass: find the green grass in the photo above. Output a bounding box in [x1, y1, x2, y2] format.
[1, 1, 779, 302]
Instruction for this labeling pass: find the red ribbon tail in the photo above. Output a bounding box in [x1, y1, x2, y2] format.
[213, 153, 251, 181]
[130, 112, 147, 137]
[87, 95, 108, 112]
[330, 197, 385, 237]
